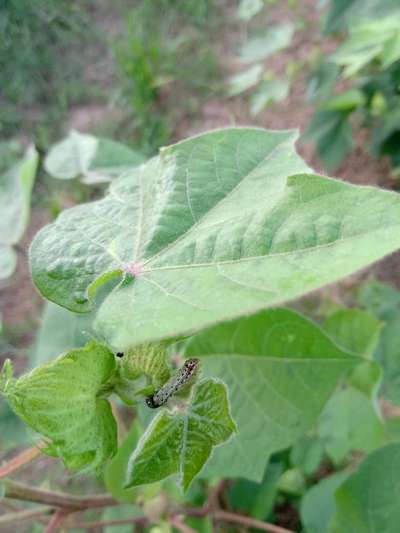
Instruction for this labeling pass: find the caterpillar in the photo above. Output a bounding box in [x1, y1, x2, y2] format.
[145, 358, 199, 408]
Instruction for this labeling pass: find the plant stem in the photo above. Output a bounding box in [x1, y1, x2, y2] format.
[44, 508, 73, 533]
[0, 443, 44, 479]
[214, 510, 294, 533]
[170, 516, 198, 533]
[3, 479, 116, 510]
[0, 506, 53, 527]
[66, 516, 148, 529]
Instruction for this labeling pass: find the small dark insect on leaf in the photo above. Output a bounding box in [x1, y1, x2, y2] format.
[146, 358, 199, 409]
[116, 352, 124, 358]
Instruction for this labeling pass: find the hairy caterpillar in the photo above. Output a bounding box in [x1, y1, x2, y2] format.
[145, 358, 199, 408]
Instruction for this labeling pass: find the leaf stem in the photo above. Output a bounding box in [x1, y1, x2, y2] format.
[3, 479, 116, 509]
[213, 510, 294, 533]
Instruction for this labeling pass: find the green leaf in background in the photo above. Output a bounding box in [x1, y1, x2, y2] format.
[228, 462, 284, 520]
[305, 110, 353, 170]
[0, 145, 38, 279]
[323, 308, 382, 397]
[331, 442, 400, 533]
[323, 0, 400, 34]
[250, 78, 290, 115]
[105, 421, 143, 502]
[331, 14, 400, 77]
[290, 434, 324, 476]
[101, 504, 144, 533]
[31, 301, 94, 367]
[357, 282, 400, 404]
[2, 341, 117, 472]
[317, 388, 386, 465]
[183, 309, 358, 481]
[125, 378, 236, 492]
[300, 471, 349, 533]
[45, 130, 144, 183]
[29, 127, 400, 350]
[306, 62, 338, 104]
[323, 308, 382, 357]
[228, 64, 263, 96]
[237, 0, 264, 21]
[239, 24, 294, 64]
[322, 90, 366, 113]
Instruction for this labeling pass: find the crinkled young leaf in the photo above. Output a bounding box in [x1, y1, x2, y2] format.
[2, 341, 117, 472]
[45, 130, 144, 183]
[125, 378, 236, 492]
[0, 145, 38, 279]
[331, 442, 400, 533]
[29, 127, 400, 350]
[182, 308, 358, 481]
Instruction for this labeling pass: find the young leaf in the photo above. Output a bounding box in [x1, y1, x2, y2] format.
[331, 443, 400, 533]
[125, 378, 236, 492]
[2, 340, 117, 472]
[29, 127, 400, 350]
[228, 64, 263, 96]
[45, 130, 144, 183]
[182, 308, 358, 481]
[0, 145, 38, 279]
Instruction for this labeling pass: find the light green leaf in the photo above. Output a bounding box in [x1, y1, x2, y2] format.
[239, 24, 294, 64]
[300, 471, 349, 533]
[125, 378, 235, 492]
[228, 64, 263, 96]
[2, 340, 117, 472]
[330, 443, 400, 533]
[250, 78, 289, 115]
[317, 388, 386, 465]
[183, 309, 358, 480]
[29, 128, 400, 349]
[45, 130, 144, 183]
[237, 0, 264, 21]
[0, 145, 38, 279]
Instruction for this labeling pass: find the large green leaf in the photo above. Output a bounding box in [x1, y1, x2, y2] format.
[182, 309, 358, 481]
[1, 341, 117, 472]
[330, 443, 400, 533]
[0, 145, 38, 279]
[45, 130, 144, 184]
[125, 378, 235, 492]
[29, 128, 400, 350]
